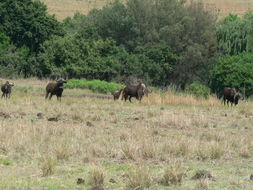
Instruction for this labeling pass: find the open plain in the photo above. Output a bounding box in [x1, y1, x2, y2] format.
[41, 0, 253, 20]
[0, 79, 252, 189]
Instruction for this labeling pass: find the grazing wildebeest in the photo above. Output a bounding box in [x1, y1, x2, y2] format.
[45, 78, 67, 101]
[223, 87, 242, 106]
[1, 81, 14, 99]
[122, 82, 150, 102]
[112, 89, 123, 100]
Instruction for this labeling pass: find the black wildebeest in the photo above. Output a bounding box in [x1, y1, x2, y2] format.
[122, 82, 151, 102]
[223, 87, 243, 106]
[45, 78, 67, 101]
[112, 89, 123, 100]
[1, 81, 14, 99]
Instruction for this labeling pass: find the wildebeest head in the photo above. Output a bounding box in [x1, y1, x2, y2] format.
[56, 78, 67, 84]
[138, 82, 152, 97]
[4, 81, 14, 90]
[144, 88, 152, 97]
[234, 92, 243, 105]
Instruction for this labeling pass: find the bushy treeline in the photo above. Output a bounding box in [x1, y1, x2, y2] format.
[0, 0, 253, 96]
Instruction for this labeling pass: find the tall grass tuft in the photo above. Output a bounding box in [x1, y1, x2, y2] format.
[39, 157, 57, 177]
[126, 165, 152, 190]
[161, 161, 185, 186]
[88, 164, 105, 187]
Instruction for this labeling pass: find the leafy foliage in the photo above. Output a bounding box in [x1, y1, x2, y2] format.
[37, 34, 125, 79]
[186, 82, 211, 99]
[211, 52, 253, 96]
[217, 12, 253, 55]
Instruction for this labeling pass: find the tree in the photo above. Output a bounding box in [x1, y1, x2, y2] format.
[0, 0, 64, 52]
[217, 12, 253, 56]
[0, 32, 34, 77]
[86, 0, 139, 51]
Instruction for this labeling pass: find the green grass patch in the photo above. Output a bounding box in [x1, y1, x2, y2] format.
[65, 79, 124, 94]
[0, 158, 12, 166]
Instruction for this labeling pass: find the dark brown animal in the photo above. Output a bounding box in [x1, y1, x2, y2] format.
[122, 82, 150, 102]
[45, 78, 67, 101]
[1, 81, 14, 99]
[112, 89, 123, 100]
[223, 87, 242, 106]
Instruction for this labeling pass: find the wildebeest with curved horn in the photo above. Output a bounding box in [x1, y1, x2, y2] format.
[223, 87, 243, 106]
[122, 82, 151, 102]
[1, 81, 14, 99]
[45, 78, 67, 101]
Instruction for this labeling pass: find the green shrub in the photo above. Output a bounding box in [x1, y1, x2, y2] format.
[186, 82, 210, 99]
[65, 79, 124, 94]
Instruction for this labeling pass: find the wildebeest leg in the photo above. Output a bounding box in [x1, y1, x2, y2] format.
[124, 94, 128, 102]
[45, 92, 49, 99]
[223, 97, 226, 105]
[129, 96, 132, 103]
[49, 93, 53, 100]
[1, 93, 4, 98]
[57, 96, 61, 102]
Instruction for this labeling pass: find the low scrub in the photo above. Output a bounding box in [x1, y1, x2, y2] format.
[65, 79, 124, 94]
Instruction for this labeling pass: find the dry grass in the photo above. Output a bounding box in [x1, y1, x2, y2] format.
[0, 78, 252, 189]
[40, 0, 253, 21]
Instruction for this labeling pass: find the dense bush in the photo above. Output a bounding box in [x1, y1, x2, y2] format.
[211, 53, 253, 97]
[65, 79, 124, 94]
[186, 82, 211, 99]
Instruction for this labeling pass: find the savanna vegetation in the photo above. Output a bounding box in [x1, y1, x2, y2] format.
[0, 0, 253, 189]
[0, 78, 252, 190]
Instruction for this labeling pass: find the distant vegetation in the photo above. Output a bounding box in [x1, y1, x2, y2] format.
[0, 0, 253, 96]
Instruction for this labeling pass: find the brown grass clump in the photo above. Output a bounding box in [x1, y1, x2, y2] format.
[209, 143, 224, 160]
[121, 142, 138, 160]
[39, 157, 57, 177]
[195, 179, 209, 190]
[126, 165, 152, 190]
[161, 161, 185, 186]
[88, 164, 105, 187]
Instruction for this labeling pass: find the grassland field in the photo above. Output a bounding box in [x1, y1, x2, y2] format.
[41, 0, 253, 20]
[0, 78, 253, 190]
